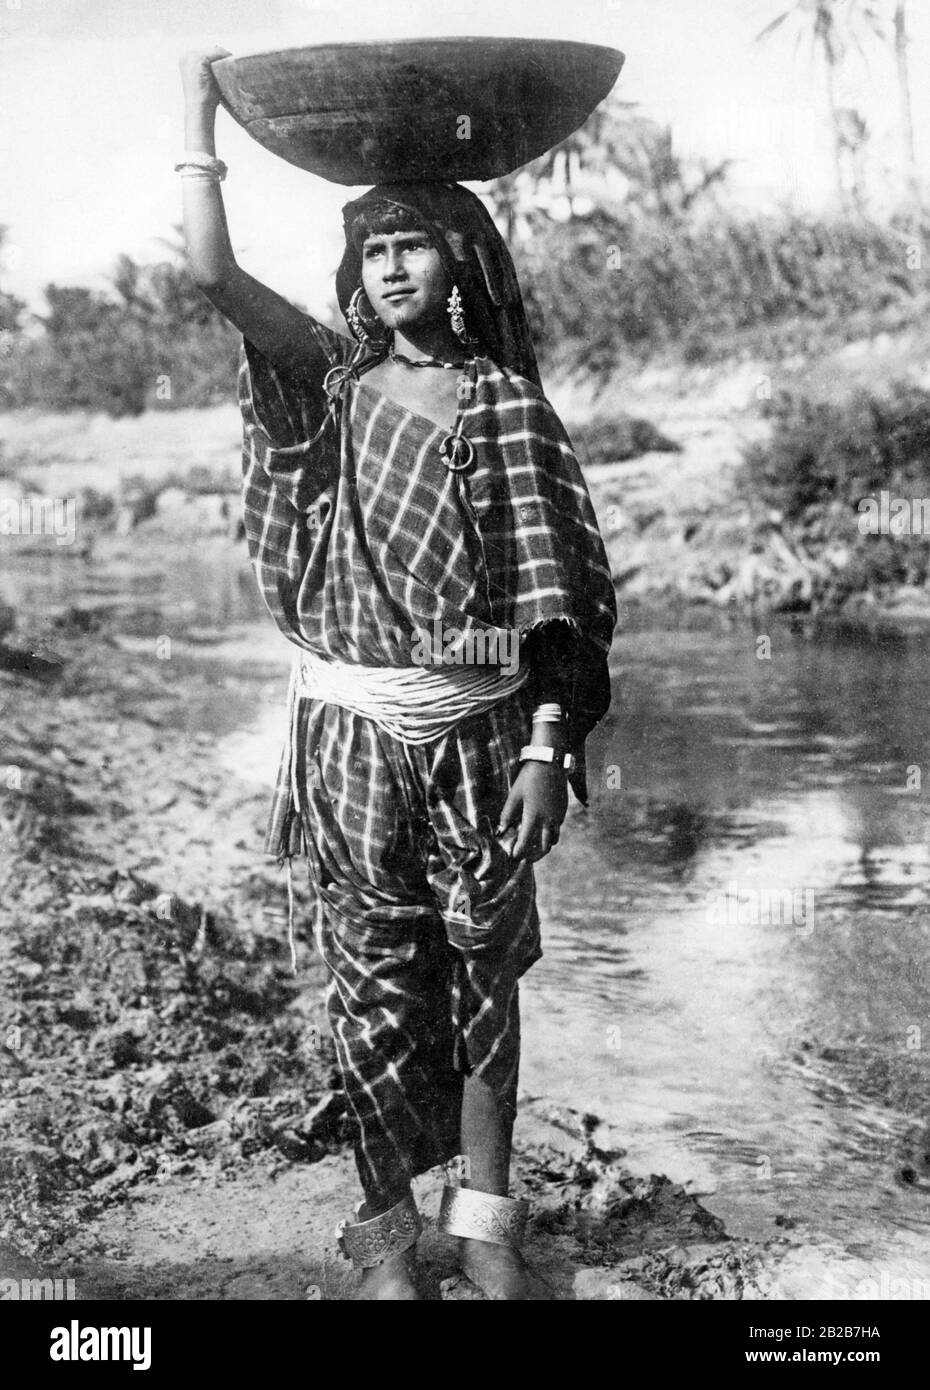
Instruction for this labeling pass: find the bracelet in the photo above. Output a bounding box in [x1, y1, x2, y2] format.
[520, 744, 576, 773]
[174, 152, 227, 181]
[532, 702, 564, 725]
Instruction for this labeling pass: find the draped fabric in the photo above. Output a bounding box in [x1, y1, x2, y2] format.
[235, 195, 618, 1198]
[293, 691, 541, 1202]
[238, 316, 617, 858]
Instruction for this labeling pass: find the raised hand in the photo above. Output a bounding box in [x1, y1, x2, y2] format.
[179, 46, 232, 113]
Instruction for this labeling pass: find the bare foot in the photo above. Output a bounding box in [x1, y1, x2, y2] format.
[460, 1238, 532, 1300]
[355, 1249, 421, 1300]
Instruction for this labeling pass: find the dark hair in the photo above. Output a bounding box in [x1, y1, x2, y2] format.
[348, 200, 434, 251]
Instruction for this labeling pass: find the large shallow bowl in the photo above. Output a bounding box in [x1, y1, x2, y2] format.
[211, 37, 624, 185]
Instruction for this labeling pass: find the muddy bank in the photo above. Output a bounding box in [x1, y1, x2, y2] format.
[0, 607, 336, 1258]
[1, 1102, 787, 1303]
[0, 592, 809, 1300]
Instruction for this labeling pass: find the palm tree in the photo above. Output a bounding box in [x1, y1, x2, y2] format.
[758, 0, 882, 212]
[893, 1, 920, 204]
[759, 1, 846, 206]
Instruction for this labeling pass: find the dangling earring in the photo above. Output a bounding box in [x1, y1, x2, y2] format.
[447, 285, 469, 344]
[346, 287, 388, 348]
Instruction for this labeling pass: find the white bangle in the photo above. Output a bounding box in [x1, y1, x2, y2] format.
[175, 152, 227, 181]
[520, 744, 576, 773]
[532, 702, 564, 724]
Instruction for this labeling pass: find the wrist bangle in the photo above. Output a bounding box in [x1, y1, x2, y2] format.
[520, 744, 576, 773]
[175, 152, 227, 181]
[532, 703, 564, 726]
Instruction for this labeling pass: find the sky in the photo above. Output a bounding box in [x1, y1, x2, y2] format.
[2, 0, 930, 315]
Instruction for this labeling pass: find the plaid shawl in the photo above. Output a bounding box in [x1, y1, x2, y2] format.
[239, 317, 616, 833]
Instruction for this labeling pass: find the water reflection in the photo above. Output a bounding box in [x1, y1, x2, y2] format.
[525, 607, 930, 1261]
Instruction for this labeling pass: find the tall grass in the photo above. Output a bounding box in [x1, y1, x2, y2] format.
[518, 209, 929, 376]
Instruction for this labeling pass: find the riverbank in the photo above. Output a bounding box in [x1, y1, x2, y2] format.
[552, 322, 930, 625]
[0, 363, 748, 605]
[5, 320, 930, 627]
[4, 336, 930, 1298]
[0, 549, 851, 1301]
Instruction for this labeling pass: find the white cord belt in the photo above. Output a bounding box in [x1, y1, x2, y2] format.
[289, 647, 528, 746]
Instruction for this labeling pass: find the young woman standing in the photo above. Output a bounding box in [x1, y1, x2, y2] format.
[179, 47, 616, 1300]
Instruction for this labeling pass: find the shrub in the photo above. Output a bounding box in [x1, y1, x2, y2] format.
[742, 380, 930, 601]
[745, 382, 930, 521]
[0, 259, 243, 416]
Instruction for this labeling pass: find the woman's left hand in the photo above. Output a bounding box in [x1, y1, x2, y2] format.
[497, 761, 569, 863]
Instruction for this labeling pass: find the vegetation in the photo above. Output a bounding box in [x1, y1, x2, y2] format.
[5, 203, 924, 412]
[747, 380, 930, 521]
[0, 231, 241, 416]
[482, 95, 930, 379]
[739, 380, 930, 610]
[513, 203, 927, 376]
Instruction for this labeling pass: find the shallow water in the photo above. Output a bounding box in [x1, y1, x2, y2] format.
[7, 543, 930, 1287]
[526, 608, 930, 1287]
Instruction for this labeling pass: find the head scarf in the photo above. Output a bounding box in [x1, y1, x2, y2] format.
[336, 182, 541, 388]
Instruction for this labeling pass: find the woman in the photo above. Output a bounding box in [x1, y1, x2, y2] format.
[179, 47, 616, 1300]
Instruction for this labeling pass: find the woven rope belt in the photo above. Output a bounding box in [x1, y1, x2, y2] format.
[289, 645, 528, 746]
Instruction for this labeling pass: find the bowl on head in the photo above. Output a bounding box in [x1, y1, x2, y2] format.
[211, 37, 625, 185]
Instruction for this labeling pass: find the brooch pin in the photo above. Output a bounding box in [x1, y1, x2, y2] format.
[438, 434, 475, 473]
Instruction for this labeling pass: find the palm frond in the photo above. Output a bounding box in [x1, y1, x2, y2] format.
[757, 10, 793, 42]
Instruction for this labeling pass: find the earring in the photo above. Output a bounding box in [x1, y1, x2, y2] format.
[447, 285, 469, 344]
[346, 287, 388, 348]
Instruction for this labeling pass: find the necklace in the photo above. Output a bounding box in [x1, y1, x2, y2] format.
[389, 346, 470, 371]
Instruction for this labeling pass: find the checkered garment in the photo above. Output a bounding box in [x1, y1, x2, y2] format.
[238, 317, 616, 1200]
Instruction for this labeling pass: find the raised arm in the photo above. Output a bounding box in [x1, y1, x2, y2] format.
[179, 49, 327, 376]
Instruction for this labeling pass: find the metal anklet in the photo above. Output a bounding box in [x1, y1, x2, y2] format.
[437, 1185, 529, 1249]
[335, 1193, 422, 1268]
